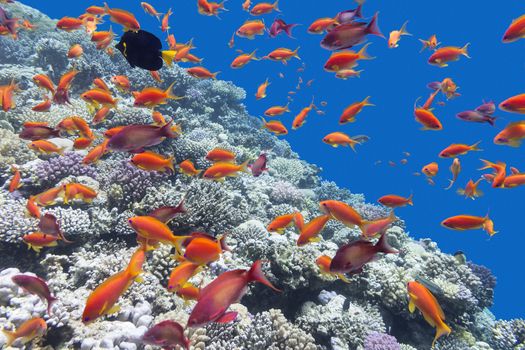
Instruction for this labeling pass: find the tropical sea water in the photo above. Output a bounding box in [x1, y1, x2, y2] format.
[1, 0, 524, 349]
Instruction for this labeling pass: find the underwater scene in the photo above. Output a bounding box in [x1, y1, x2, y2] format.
[1, 0, 525, 349]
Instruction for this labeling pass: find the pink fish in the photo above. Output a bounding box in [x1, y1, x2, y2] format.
[268, 19, 298, 38]
[142, 320, 190, 350]
[320, 12, 383, 51]
[249, 153, 269, 177]
[187, 261, 280, 327]
[11, 274, 57, 314]
[107, 122, 178, 153]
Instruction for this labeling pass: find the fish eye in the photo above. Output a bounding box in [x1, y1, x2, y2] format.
[83, 316, 90, 322]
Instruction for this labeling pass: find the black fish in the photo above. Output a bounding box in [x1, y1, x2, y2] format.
[116, 30, 163, 71]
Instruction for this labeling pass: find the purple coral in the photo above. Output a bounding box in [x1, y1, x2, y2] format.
[467, 262, 496, 290]
[35, 152, 97, 187]
[364, 332, 401, 350]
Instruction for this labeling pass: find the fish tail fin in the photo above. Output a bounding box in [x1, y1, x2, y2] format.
[461, 43, 470, 58]
[366, 12, 384, 38]
[376, 230, 399, 254]
[407, 193, 414, 206]
[247, 260, 281, 291]
[418, 39, 428, 52]
[357, 42, 374, 60]
[165, 81, 179, 100]
[273, 0, 280, 12]
[363, 95, 374, 107]
[167, 156, 175, 173]
[293, 47, 301, 60]
[456, 188, 465, 195]
[250, 49, 260, 61]
[240, 159, 251, 173]
[47, 295, 58, 315]
[487, 116, 497, 126]
[284, 23, 298, 38]
[470, 140, 482, 151]
[2, 330, 15, 347]
[161, 121, 178, 139]
[338, 273, 351, 283]
[355, 3, 363, 18]
[444, 179, 454, 191]
[161, 51, 174, 67]
[399, 21, 411, 36]
[433, 322, 452, 348]
[212, 71, 221, 80]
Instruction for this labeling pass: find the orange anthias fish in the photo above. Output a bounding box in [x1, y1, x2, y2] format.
[184, 235, 228, 265]
[322, 132, 365, 151]
[33, 74, 55, 94]
[236, 20, 265, 39]
[167, 260, 201, 292]
[242, 0, 251, 12]
[93, 106, 112, 124]
[179, 159, 202, 176]
[131, 151, 174, 173]
[206, 148, 236, 163]
[29, 140, 64, 155]
[0, 79, 18, 112]
[292, 98, 315, 130]
[308, 17, 338, 34]
[54, 69, 78, 104]
[203, 161, 250, 181]
[186, 66, 220, 80]
[128, 216, 188, 252]
[503, 14, 525, 43]
[250, 1, 280, 15]
[439, 141, 481, 158]
[339, 96, 373, 124]
[388, 21, 411, 48]
[67, 44, 83, 58]
[187, 260, 280, 327]
[141, 2, 163, 20]
[479, 159, 506, 188]
[26, 196, 41, 218]
[320, 200, 363, 228]
[297, 214, 331, 246]
[231, 49, 259, 68]
[422, 162, 439, 185]
[103, 3, 140, 32]
[82, 247, 146, 324]
[441, 214, 496, 236]
[8, 166, 21, 192]
[493, 121, 525, 147]
[2, 317, 47, 348]
[83, 139, 110, 165]
[378, 194, 413, 208]
[361, 211, 397, 238]
[81, 88, 118, 109]
[261, 118, 288, 135]
[23, 232, 62, 252]
[499, 94, 525, 114]
[457, 179, 483, 199]
[33, 186, 63, 206]
[267, 212, 303, 234]
[255, 78, 270, 100]
[56, 16, 84, 31]
[414, 91, 442, 131]
[32, 98, 52, 112]
[111, 75, 130, 92]
[324, 43, 372, 72]
[407, 281, 451, 347]
[264, 102, 290, 117]
[315, 255, 350, 283]
[63, 183, 97, 203]
[263, 47, 300, 64]
[445, 158, 461, 190]
[133, 82, 183, 108]
[419, 34, 440, 52]
[428, 44, 470, 67]
[161, 9, 172, 32]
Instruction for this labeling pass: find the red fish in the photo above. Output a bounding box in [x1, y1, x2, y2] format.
[53, 70, 78, 104]
[330, 231, 398, 274]
[419, 34, 440, 51]
[457, 179, 483, 199]
[499, 94, 525, 114]
[8, 166, 21, 192]
[142, 320, 190, 350]
[249, 153, 268, 177]
[187, 261, 280, 327]
[107, 122, 178, 153]
[441, 214, 496, 236]
[493, 121, 525, 147]
[320, 13, 384, 51]
[268, 18, 297, 38]
[11, 275, 57, 314]
[339, 96, 373, 124]
[439, 141, 481, 158]
[378, 194, 413, 208]
[2, 317, 47, 348]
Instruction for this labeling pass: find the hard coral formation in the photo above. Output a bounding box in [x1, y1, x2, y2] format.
[0, 1, 520, 350]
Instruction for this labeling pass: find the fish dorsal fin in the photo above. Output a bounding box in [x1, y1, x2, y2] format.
[141, 87, 163, 94]
[507, 120, 525, 128]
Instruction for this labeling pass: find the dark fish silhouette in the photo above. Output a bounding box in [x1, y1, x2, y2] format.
[116, 29, 163, 71]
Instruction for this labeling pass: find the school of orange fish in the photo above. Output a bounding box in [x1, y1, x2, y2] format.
[3, 0, 525, 348]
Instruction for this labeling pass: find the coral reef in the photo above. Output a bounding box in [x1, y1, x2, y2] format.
[0, 2, 520, 350]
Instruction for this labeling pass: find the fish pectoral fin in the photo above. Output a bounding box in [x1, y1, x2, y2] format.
[408, 298, 416, 313]
[309, 236, 322, 243]
[216, 311, 238, 323]
[134, 276, 144, 283]
[106, 304, 121, 315]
